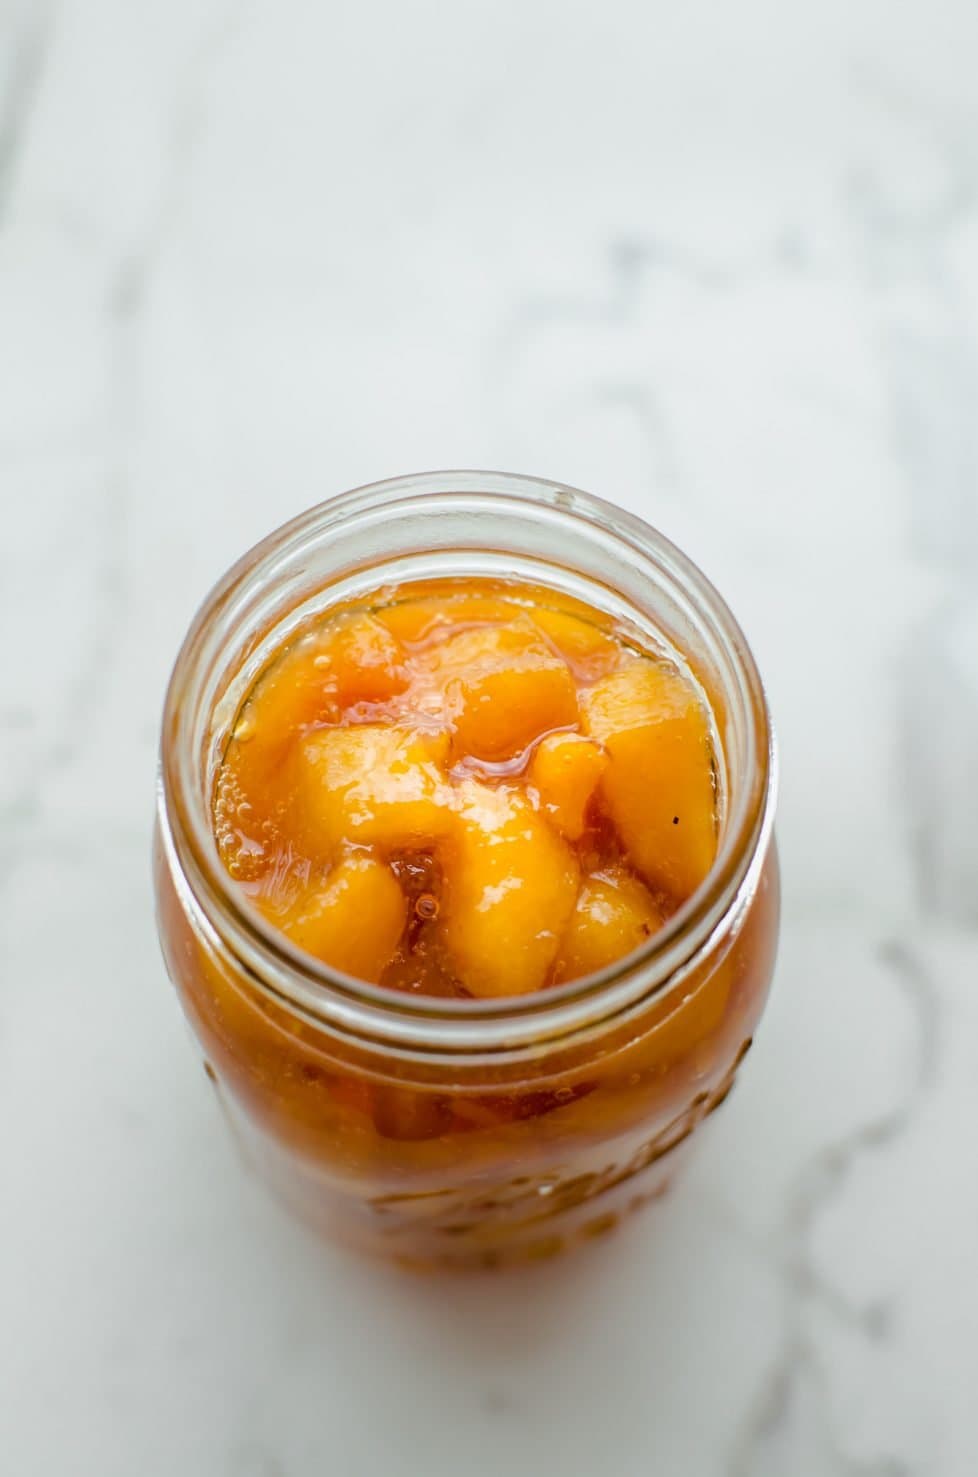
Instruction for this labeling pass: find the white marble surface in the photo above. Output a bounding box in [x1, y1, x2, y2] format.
[3, 1, 978, 1472]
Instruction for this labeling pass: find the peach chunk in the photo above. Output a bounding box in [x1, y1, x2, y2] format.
[528, 733, 608, 841]
[555, 868, 665, 983]
[376, 592, 522, 646]
[530, 607, 621, 682]
[224, 643, 340, 805]
[314, 613, 407, 709]
[293, 726, 454, 858]
[423, 618, 578, 761]
[582, 660, 717, 899]
[276, 856, 407, 981]
[442, 781, 580, 997]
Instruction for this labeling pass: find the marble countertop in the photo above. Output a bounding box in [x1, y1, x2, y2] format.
[3, 2, 978, 1473]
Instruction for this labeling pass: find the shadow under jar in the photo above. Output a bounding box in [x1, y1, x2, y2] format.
[154, 472, 779, 1270]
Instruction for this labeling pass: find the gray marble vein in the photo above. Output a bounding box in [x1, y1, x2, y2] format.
[0, 0, 56, 220]
[843, 81, 978, 927]
[731, 942, 939, 1476]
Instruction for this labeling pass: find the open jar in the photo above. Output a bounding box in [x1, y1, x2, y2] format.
[154, 472, 779, 1269]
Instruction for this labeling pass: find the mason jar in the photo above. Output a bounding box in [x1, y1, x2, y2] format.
[154, 471, 779, 1269]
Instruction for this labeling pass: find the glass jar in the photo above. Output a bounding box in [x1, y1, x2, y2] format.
[154, 472, 779, 1269]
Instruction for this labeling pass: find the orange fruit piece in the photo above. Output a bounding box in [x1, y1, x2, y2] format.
[583, 660, 717, 899]
[442, 781, 580, 997]
[422, 618, 578, 761]
[314, 613, 408, 710]
[273, 855, 407, 981]
[555, 868, 665, 983]
[223, 641, 339, 796]
[528, 732, 608, 841]
[530, 607, 621, 682]
[376, 592, 523, 645]
[293, 725, 454, 858]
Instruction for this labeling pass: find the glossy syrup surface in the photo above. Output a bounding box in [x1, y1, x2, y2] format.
[212, 579, 719, 998]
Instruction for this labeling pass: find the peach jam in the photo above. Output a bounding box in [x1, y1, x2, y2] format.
[155, 474, 778, 1268]
[213, 580, 720, 1001]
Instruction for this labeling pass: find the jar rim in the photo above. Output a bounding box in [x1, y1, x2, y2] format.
[159, 470, 777, 1062]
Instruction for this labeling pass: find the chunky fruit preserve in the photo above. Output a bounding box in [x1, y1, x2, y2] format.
[214, 580, 719, 1000]
[155, 476, 778, 1268]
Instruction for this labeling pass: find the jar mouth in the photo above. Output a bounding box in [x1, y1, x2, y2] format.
[160, 471, 777, 1062]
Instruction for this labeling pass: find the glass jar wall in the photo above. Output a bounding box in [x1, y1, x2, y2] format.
[154, 472, 779, 1268]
